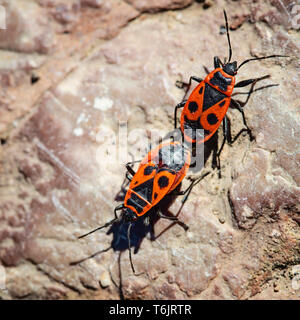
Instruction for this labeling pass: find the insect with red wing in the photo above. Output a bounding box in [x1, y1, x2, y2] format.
[175, 10, 287, 160]
[72, 141, 208, 274]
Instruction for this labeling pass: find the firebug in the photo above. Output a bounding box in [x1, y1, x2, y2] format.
[72, 141, 208, 274]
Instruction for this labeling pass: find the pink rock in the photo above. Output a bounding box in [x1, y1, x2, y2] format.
[0, 51, 46, 87]
[39, 0, 81, 25]
[0, 0, 55, 54]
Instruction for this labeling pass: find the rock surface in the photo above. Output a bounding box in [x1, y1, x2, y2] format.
[0, 0, 299, 300]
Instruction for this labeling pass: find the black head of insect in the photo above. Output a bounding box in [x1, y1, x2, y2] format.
[121, 206, 138, 223]
[223, 61, 237, 76]
[214, 56, 237, 76]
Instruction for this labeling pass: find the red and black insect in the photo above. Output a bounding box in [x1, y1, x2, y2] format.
[174, 10, 286, 154]
[72, 141, 207, 274]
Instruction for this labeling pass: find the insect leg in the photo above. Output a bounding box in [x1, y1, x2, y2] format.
[215, 116, 231, 176]
[233, 83, 279, 98]
[114, 203, 124, 219]
[174, 100, 187, 129]
[126, 172, 132, 182]
[175, 76, 203, 90]
[126, 163, 136, 177]
[235, 75, 278, 106]
[157, 210, 189, 231]
[175, 76, 203, 100]
[218, 116, 228, 154]
[224, 115, 232, 144]
[235, 75, 270, 88]
[174, 171, 210, 203]
[126, 160, 141, 165]
[235, 75, 271, 106]
[230, 99, 254, 141]
[125, 159, 142, 178]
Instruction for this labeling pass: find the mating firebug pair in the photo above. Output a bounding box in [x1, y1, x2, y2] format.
[73, 10, 286, 274]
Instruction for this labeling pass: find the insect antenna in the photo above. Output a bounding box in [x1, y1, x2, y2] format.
[77, 218, 118, 239]
[70, 216, 121, 265]
[237, 55, 288, 70]
[127, 223, 135, 273]
[127, 222, 143, 276]
[223, 10, 232, 63]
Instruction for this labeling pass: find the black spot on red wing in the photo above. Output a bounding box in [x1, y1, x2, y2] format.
[199, 86, 204, 94]
[207, 113, 218, 125]
[144, 165, 155, 176]
[219, 100, 225, 107]
[188, 101, 198, 113]
[209, 71, 232, 92]
[202, 83, 226, 112]
[154, 192, 158, 199]
[134, 181, 138, 185]
[158, 175, 169, 189]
